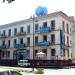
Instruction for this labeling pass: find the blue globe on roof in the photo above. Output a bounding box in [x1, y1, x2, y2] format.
[35, 6, 43, 16]
[35, 6, 48, 16]
[43, 7, 48, 15]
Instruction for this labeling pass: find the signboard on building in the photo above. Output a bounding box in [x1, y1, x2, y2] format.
[60, 30, 65, 49]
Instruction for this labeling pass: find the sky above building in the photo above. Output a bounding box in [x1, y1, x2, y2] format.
[0, 0, 75, 25]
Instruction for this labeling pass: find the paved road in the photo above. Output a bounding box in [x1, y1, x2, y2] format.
[0, 66, 32, 75]
[0, 66, 75, 75]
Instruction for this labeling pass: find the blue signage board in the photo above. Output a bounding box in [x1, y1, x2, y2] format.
[60, 30, 65, 49]
[60, 30, 70, 49]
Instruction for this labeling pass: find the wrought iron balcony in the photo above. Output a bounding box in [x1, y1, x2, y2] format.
[0, 45, 6, 49]
[15, 32, 26, 36]
[14, 43, 25, 48]
[36, 27, 50, 33]
[50, 41, 55, 45]
[61, 44, 70, 49]
[35, 41, 50, 46]
[0, 34, 7, 38]
[34, 55, 47, 60]
[51, 56, 56, 60]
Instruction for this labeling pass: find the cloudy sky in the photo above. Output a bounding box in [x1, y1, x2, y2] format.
[0, 0, 75, 25]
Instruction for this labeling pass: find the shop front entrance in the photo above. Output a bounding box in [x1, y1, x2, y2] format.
[15, 50, 30, 61]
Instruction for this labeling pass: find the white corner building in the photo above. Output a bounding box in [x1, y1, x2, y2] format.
[0, 11, 74, 65]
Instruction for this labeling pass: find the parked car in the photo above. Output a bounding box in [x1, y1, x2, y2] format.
[0, 70, 22, 75]
[18, 60, 30, 67]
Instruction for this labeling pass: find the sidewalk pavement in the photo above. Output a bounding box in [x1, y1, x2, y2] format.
[1, 66, 75, 75]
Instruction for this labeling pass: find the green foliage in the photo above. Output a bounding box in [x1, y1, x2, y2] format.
[35, 68, 44, 74]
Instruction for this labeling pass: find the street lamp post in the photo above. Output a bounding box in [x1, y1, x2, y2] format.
[31, 15, 37, 73]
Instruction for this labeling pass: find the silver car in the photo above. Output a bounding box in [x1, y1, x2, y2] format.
[18, 60, 30, 67]
[0, 70, 22, 75]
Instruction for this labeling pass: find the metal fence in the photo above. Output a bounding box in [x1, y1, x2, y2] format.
[0, 59, 73, 68]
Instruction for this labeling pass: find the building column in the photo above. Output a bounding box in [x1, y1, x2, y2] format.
[56, 48, 61, 60]
[65, 49, 68, 60]
[47, 48, 51, 60]
[30, 48, 33, 59]
[69, 48, 72, 59]
[10, 50, 14, 59]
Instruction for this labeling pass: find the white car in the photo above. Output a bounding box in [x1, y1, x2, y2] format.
[0, 70, 22, 75]
[18, 60, 30, 67]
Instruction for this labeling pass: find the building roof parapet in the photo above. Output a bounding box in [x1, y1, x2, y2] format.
[0, 11, 73, 28]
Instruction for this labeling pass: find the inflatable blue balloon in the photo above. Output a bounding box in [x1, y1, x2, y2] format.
[35, 6, 43, 16]
[35, 6, 48, 16]
[43, 7, 48, 15]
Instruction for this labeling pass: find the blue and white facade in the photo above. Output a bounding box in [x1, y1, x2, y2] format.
[0, 11, 73, 64]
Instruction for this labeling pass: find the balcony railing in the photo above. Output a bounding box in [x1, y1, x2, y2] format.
[51, 56, 56, 60]
[35, 41, 50, 46]
[34, 55, 47, 60]
[0, 34, 7, 38]
[36, 27, 50, 33]
[50, 42, 55, 45]
[15, 32, 26, 36]
[0, 45, 6, 49]
[14, 43, 25, 48]
[61, 44, 70, 49]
